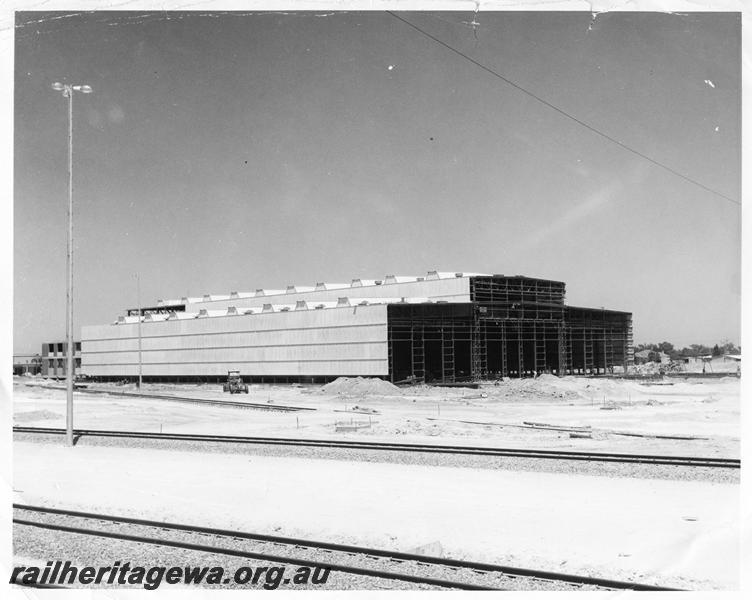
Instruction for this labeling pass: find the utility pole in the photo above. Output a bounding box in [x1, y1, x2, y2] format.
[137, 273, 143, 389]
[52, 81, 93, 447]
[66, 84, 74, 445]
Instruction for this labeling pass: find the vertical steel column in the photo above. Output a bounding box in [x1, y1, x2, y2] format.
[65, 89, 74, 447]
[471, 312, 482, 381]
[500, 321, 508, 378]
[387, 324, 394, 382]
[517, 322, 524, 377]
[558, 323, 568, 375]
[137, 274, 143, 388]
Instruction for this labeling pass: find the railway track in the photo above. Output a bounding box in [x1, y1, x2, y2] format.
[14, 426, 740, 468]
[13, 505, 678, 591]
[22, 383, 315, 413]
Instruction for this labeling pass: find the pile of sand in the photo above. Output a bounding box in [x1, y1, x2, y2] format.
[485, 376, 581, 401]
[481, 374, 647, 402]
[321, 377, 401, 396]
[406, 384, 480, 397]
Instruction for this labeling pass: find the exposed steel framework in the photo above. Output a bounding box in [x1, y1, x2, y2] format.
[388, 276, 632, 382]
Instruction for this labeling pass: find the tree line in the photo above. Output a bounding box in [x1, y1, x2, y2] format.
[635, 340, 741, 361]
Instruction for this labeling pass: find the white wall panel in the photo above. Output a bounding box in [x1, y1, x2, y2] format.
[82, 304, 389, 377]
[83, 323, 385, 353]
[87, 360, 387, 377]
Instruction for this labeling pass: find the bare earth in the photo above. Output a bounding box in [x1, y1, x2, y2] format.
[13, 375, 740, 457]
[12, 375, 740, 589]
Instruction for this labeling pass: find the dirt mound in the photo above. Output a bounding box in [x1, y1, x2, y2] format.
[405, 384, 482, 397]
[484, 376, 583, 402]
[321, 377, 401, 396]
[14, 409, 63, 422]
[535, 373, 561, 384]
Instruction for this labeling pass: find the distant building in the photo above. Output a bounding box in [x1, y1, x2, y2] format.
[41, 341, 81, 378]
[13, 354, 41, 376]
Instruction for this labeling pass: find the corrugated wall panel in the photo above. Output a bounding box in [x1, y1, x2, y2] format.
[85, 360, 386, 377]
[83, 343, 386, 365]
[82, 304, 388, 377]
[83, 323, 385, 353]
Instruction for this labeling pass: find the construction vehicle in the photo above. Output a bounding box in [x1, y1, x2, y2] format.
[223, 370, 249, 394]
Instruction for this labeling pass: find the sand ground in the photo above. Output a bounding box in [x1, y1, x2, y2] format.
[12, 375, 741, 589]
[13, 375, 740, 457]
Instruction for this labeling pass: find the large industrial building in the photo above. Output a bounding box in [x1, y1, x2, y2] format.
[41, 341, 81, 378]
[80, 272, 633, 383]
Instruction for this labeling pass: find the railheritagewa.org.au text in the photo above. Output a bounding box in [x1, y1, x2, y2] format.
[11, 560, 331, 589]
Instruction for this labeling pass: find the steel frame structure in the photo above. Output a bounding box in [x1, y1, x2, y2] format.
[387, 276, 632, 382]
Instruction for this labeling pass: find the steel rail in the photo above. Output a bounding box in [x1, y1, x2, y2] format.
[13, 426, 740, 468]
[23, 383, 315, 412]
[13, 518, 492, 590]
[14, 504, 678, 591]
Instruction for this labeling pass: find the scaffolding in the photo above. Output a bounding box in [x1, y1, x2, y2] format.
[387, 276, 632, 382]
[565, 306, 632, 375]
[387, 303, 474, 383]
[470, 276, 568, 379]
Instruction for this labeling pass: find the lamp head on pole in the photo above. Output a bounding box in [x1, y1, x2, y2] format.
[52, 82, 93, 97]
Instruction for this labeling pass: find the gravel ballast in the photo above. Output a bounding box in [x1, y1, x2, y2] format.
[13, 431, 740, 484]
[12, 509, 692, 591]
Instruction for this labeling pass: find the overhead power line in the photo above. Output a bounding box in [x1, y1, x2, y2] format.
[387, 11, 740, 207]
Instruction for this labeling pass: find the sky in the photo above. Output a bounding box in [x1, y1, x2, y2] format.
[12, 9, 741, 354]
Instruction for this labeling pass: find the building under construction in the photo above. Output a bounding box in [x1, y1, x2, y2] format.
[80, 272, 633, 383]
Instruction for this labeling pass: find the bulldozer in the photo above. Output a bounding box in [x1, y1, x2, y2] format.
[223, 370, 249, 394]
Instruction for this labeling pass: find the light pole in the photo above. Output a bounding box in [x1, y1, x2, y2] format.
[52, 81, 93, 447]
[136, 273, 143, 389]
